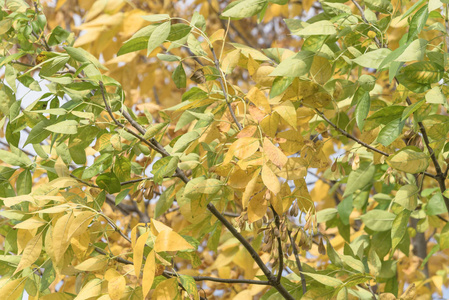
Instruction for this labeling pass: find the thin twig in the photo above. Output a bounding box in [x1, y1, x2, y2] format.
[315, 109, 390, 157]
[287, 230, 307, 294]
[270, 206, 284, 284]
[209, 46, 243, 130]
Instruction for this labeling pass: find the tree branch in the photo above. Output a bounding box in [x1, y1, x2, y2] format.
[314, 109, 390, 157]
[209, 46, 243, 131]
[270, 206, 285, 284]
[288, 231, 307, 294]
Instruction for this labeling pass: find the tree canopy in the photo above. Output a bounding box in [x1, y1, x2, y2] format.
[0, 0, 449, 299]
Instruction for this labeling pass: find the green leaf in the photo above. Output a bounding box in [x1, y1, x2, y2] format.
[301, 272, 343, 287]
[152, 156, 179, 184]
[0, 150, 31, 167]
[48, 26, 70, 46]
[16, 169, 32, 196]
[397, 61, 443, 85]
[391, 209, 411, 252]
[96, 172, 121, 194]
[155, 185, 175, 219]
[440, 222, 449, 250]
[352, 49, 391, 69]
[407, 5, 429, 42]
[291, 20, 336, 36]
[364, 0, 393, 14]
[387, 149, 429, 174]
[114, 156, 131, 182]
[316, 208, 338, 223]
[115, 189, 130, 205]
[65, 47, 107, 71]
[172, 63, 186, 89]
[425, 86, 446, 104]
[425, 192, 448, 215]
[360, 210, 396, 231]
[45, 120, 78, 134]
[269, 51, 314, 77]
[141, 14, 170, 22]
[395, 39, 427, 62]
[341, 255, 365, 273]
[395, 185, 418, 211]
[270, 77, 293, 98]
[172, 130, 200, 153]
[167, 23, 191, 42]
[143, 122, 168, 140]
[184, 178, 222, 197]
[222, 0, 268, 20]
[147, 21, 171, 55]
[25, 120, 50, 146]
[355, 89, 370, 130]
[401, 99, 425, 121]
[344, 163, 375, 197]
[377, 118, 405, 146]
[157, 54, 181, 62]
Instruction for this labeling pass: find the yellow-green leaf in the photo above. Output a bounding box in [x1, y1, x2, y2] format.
[387, 149, 429, 174]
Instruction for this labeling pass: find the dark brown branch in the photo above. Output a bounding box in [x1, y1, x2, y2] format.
[270, 206, 284, 284]
[209, 46, 243, 131]
[287, 231, 307, 294]
[314, 109, 390, 157]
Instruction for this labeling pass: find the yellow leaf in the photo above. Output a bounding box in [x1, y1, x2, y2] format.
[234, 290, 252, 300]
[133, 231, 151, 277]
[247, 54, 260, 76]
[262, 164, 280, 194]
[153, 277, 179, 300]
[142, 250, 156, 298]
[15, 233, 42, 274]
[210, 29, 225, 43]
[270, 193, 284, 216]
[75, 256, 108, 272]
[248, 192, 267, 223]
[53, 213, 74, 263]
[150, 219, 172, 236]
[74, 278, 102, 300]
[55, 0, 68, 10]
[242, 169, 261, 209]
[310, 56, 332, 85]
[247, 87, 271, 113]
[108, 275, 126, 300]
[276, 157, 307, 180]
[273, 100, 297, 128]
[221, 49, 241, 74]
[68, 211, 95, 238]
[260, 113, 280, 137]
[54, 157, 70, 178]
[131, 223, 146, 248]
[71, 231, 90, 260]
[263, 137, 288, 169]
[13, 216, 47, 230]
[17, 229, 33, 254]
[223, 137, 260, 165]
[154, 229, 194, 252]
[0, 277, 26, 300]
[1, 195, 35, 207]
